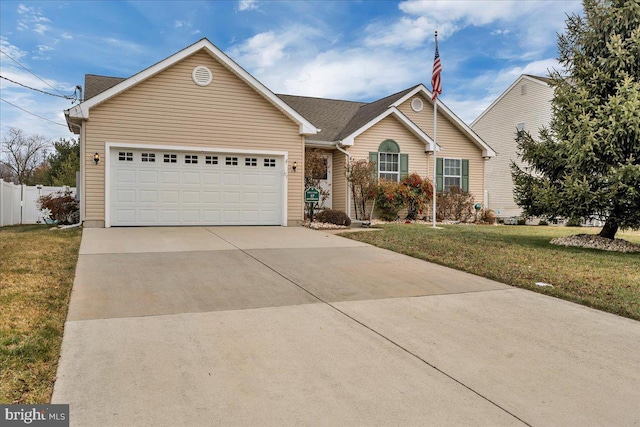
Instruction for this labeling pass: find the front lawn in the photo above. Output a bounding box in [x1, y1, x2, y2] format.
[0, 225, 82, 404]
[342, 224, 640, 320]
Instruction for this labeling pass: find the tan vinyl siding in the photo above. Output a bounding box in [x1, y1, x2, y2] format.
[332, 150, 347, 213]
[471, 78, 553, 217]
[398, 93, 485, 202]
[83, 50, 303, 225]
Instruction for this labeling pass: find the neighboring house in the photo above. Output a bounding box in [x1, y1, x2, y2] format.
[471, 74, 553, 219]
[65, 38, 494, 227]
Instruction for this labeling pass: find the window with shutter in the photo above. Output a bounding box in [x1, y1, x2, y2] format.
[439, 158, 469, 192]
[372, 139, 408, 182]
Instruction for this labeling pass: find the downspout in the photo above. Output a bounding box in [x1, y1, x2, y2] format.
[335, 142, 351, 219]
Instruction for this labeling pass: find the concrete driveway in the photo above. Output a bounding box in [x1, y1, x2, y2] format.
[52, 226, 640, 426]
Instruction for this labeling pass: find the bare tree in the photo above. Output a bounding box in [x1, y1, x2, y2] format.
[0, 128, 49, 184]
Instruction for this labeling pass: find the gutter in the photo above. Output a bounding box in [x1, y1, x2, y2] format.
[334, 142, 352, 219]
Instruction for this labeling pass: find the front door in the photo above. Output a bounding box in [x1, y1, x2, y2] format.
[318, 154, 332, 209]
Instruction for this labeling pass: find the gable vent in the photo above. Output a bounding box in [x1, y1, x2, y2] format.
[192, 66, 212, 86]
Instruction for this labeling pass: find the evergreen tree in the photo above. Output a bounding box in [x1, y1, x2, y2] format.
[46, 138, 79, 186]
[512, 0, 640, 239]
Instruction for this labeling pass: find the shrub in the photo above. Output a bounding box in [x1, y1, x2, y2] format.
[478, 209, 497, 224]
[517, 218, 526, 225]
[346, 159, 377, 220]
[375, 181, 405, 221]
[38, 191, 79, 225]
[399, 173, 433, 220]
[539, 219, 549, 226]
[436, 187, 475, 222]
[566, 217, 582, 227]
[315, 209, 351, 226]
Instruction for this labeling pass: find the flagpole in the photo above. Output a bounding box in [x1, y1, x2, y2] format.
[433, 94, 437, 228]
[432, 30, 438, 228]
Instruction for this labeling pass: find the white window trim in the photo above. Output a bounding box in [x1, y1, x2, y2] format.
[443, 158, 462, 191]
[104, 142, 288, 228]
[378, 152, 400, 182]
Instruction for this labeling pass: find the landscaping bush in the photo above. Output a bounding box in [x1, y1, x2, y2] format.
[38, 191, 79, 225]
[375, 181, 405, 221]
[517, 218, 527, 225]
[346, 158, 377, 220]
[539, 219, 549, 226]
[478, 208, 497, 224]
[399, 173, 433, 220]
[315, 209, 351, 226]
[566, 217, 582, 227]
[436, 187, 475, 222]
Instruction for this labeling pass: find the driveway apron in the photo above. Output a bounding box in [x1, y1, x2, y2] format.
[52, 226, 640, 426]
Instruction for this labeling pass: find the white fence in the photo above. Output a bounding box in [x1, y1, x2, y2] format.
[0, 182, 76, 226]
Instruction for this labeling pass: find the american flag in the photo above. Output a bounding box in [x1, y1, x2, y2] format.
[431, 35, 442, 101]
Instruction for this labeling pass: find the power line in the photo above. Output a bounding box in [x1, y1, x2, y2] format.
[0, 75, 75, 100]
[0, 48, 68, 98]
[0, 97, 68, 128]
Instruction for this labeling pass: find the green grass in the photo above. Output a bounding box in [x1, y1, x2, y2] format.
[0, 225, 82, 404]
[342, 224, 640, 320]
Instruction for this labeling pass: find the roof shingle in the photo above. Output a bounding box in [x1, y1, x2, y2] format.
[84, 74, 126, 101]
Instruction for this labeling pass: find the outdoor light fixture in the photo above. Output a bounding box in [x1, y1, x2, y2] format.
[93, 152, 100, 165]
[292, 161, 297, 172]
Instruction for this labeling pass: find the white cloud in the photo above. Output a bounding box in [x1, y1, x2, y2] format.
[60, 32, 73, 40]
[174, 20, 191, 29]
[280, 49, 419, 100]
[490, 29, 510, 36]
[365, 0, 581, 55]
[16, 3, 52, 35]
[191, 29, 202, 35]
[229, 27, 425, 101]
[238, 0, 259, 11]
[0, 37, 28, 61]
[32, 44, 55, 61]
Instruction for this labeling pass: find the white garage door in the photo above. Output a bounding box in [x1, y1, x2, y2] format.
[109, 148, 284, 226]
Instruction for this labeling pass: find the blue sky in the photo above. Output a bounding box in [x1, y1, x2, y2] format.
[0, 0, 583, 142]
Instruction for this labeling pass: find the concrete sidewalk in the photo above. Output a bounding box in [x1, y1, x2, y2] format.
[53, 226, 640, 426]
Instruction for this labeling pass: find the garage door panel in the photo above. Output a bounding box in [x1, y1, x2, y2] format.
[203, 172, 221, 185]
[223, 210, 241, 222]
[114, 209, 136, 223]
[182, 191, 200, 204]
[138, 210, 158, 223]
[202, 191, 221, 203]
[139, 170, 158, 184]
[116, 189, 136, 203]
[160, 210, 180, 222]
[116, 169, 136, 184]
[223, 173, 241, 186]
[242, 192, 259, 204]
[182, 210, 201, 222]
[182, 172, 201, 185]
[260, 174, 280, 186]
[111, 149, 283, 226]
[243, 173, 260, 186]
[202, 210, 221, 222]
[139, 190, 158, 203]
[223, 192, 240, 204]
[161, 190, 180, 204]
[161, 171, 180, 184]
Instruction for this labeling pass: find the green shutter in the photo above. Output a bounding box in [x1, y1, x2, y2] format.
[369, 152, 378, 179]
[400, 154, 408, 178]
[436, 158, 443, 192]
[462, 159, 469, 192]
